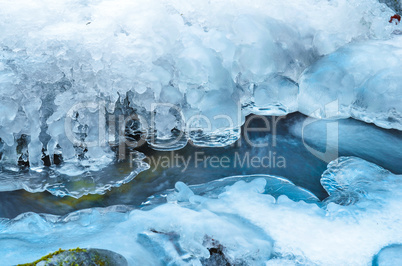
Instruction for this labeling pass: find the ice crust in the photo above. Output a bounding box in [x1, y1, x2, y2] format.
[373, 244, 402, 266]
[299, 36, 402, 130]
[0, 0, 401, 176]
[0, 157, 401, 265]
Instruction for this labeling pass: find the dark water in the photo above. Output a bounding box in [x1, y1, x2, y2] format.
[0, 113, 401, 219]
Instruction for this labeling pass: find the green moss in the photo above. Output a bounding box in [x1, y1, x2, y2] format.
[17, 247, 87, 266]
[91, 251, 109, 266]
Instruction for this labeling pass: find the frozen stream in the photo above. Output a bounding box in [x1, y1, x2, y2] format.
[1, 0, 402, 265]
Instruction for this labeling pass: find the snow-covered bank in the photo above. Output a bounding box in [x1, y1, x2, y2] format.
[1, 157, 401, 265]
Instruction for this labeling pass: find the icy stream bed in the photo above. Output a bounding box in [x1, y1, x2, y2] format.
[0, 113, 401, 265]
[0, 113, 401, 220]
[1, 0, 402, 265]
[1, 156, 402, 265]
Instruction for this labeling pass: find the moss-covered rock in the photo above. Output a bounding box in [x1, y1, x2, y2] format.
[18, 248, 128, 266]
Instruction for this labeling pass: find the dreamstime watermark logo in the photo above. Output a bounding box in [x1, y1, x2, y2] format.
[63, 99, 340, 167]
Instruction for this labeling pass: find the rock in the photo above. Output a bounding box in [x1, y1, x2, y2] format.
[20, 248, 128, 266]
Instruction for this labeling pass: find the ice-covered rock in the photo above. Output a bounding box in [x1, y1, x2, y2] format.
[298, 36, 402, 130]
[321, 156, 402, 206]
[373, 244, 402, 266]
